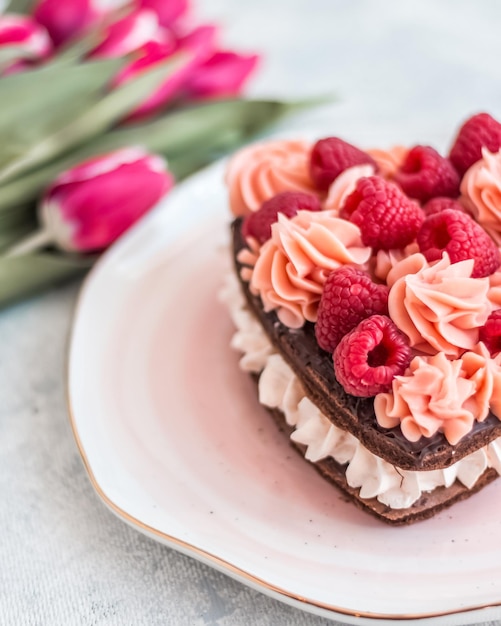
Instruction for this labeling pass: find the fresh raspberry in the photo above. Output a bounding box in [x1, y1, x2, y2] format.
[417, 209, 501, 278]
[333, 315, 412, 397]
[393, 145, 460, 202]
[479, 310, 501, 356]
[241, 191, 321, 244]
[340, 175, 424, 250]
[309, 137, 377, 191]
[315, 266, 389, 353]
[423, 196, 468, 217]
[449, 113, 501, 177]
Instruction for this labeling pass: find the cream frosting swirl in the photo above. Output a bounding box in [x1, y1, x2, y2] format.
[323, 164, 375, 213]
[248, 209, 371, 328]
[225, 139, 318, 217]
[388, 252, 491, 356]
[375, 345, 501, 445]
[366, 145, 408, 179]
[461, 147, 501, 245]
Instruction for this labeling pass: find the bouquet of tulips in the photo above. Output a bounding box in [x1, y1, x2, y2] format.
[0, 0, 310, 308]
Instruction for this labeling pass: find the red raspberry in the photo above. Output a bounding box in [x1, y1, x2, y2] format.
[393, 145, 460, 202]
[333, 315, 412, 397]
[479, 310, 501, 356]
[310, 137, 377, 191]
[315, 266, 389, 353]
[241, 191, 321, 244]
[449, 113, 501, 177]
[417, 209, 501, 278]
[340, 175, 424, 250]
[423, 196, 468, 217]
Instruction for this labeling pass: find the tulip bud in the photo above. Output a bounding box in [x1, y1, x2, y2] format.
[0, 14, 52, 74]
[8, 148, 174, 255]
[89, 8, 163, 59]
[33, 0, 127, 47]
[137, 0, 189, 29]
[184, 51, 259, 100]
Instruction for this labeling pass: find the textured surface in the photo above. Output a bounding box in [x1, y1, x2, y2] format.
[4, 0, 501, 624]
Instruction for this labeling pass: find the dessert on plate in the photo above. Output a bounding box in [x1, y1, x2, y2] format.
[221, 113, 501, 524]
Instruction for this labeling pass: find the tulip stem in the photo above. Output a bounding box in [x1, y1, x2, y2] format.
[6, 229, 54, 257]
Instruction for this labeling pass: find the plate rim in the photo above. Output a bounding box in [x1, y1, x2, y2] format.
[66, 160, 501, 626]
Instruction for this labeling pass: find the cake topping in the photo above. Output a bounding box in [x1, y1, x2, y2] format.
[225, 139, 317, 217]
[460, 147, 501, 245]
[422, 196, 468, 217]
[366, 146, 408, 179]
[375, 345, 501, 445]
[323, 164, 375, 213]
[248, 209, 371, 328]
[375, 352, 478, 445]
[340, 175, 425, 250]
[315, 266, 389, 352]
[393, 145, 460, 202]
[479, 310, 501, 357]
[333, 314, 412, 397]
[309, 137, 377, 191]
[449, 112, 501, 177]
[388, 252, 491, 356]
[241, 191, 321, 244]
[416, 209, 501, 278]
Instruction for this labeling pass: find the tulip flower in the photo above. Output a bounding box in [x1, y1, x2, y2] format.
[0, 14, 52, 74]
[89, 8, 163, 59]
[137, 0, 189, 29]
[33, 0, 127, 47]
[8, 148, 174, 255]
[114, 23, 217, 120]
[184, 51, 259, 100]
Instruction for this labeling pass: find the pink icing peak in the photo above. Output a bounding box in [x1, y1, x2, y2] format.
[225, 139, 319, 217]
[323, 164, 375, 214]
[460, 147, 501, 245]
[388, 252, 491, 356]
[375, 343, 501, 445]
[366, 145, 408, 179]
[247, 209, 371, 328]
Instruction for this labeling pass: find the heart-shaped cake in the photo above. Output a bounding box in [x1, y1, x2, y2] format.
[221, 113, 501, 524]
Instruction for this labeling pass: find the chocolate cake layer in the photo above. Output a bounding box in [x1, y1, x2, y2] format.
[232, 218, 501, 471]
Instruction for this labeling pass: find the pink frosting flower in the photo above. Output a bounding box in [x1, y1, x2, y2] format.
[461, 147, 501, 245]
[248, 210, 371, 328]
[0, 14, 52, 74]
[375, 352, 477, 445]
[33, 0, 123, 47]
[89, 8, 162, 59]
[387, 252, 491, 356]
[225, 140, 319, 217]
[372, 243, 420, 283]
[323, 164, 375, 214]
[375, 345, 501, 445]
[183, 50, 259, 100]
[366, 146, 408, 179]
[39, 147, 173, 253]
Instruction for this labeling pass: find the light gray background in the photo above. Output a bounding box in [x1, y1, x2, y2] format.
[2, 1, 501, 624]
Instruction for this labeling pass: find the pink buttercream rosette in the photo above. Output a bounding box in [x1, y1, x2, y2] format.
[244, 209, 371, 328]
[375, 344, 501, 445]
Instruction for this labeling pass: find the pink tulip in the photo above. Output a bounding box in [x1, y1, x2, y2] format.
[114, 24, 217, 120]
[33, 0, 126, 47]
[89, 8, 163, 59]
[25, 148, 174, 254]
[137, 0, 189, 29]
[184, 51, 259, 99]
[0, 14, 52, 73]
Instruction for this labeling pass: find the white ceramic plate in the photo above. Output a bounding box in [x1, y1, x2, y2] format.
[68, 159, 501, 625]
